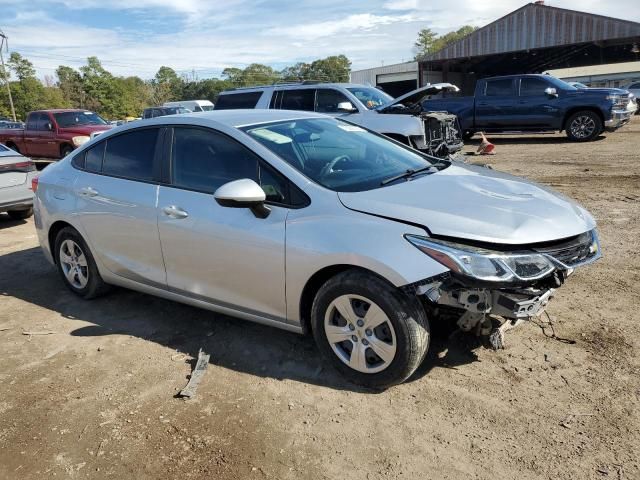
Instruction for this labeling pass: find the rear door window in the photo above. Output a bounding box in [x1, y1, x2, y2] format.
[26, 113, 40, 130]
[214, 92, 263, 110]
[102, 128, 159, 181]
[85, 142, 106, 173]
[485, 79, 515, 96]
[280, 89, 315, 111]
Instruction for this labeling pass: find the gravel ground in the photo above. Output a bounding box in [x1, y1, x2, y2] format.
[0, 118, 638, 479]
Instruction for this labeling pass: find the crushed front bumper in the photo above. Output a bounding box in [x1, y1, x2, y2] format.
[404, 230, 601, 340]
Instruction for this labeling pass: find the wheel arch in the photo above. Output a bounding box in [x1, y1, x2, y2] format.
[60, 143, 74, 157]
[562, 107, 604, 131]
[48, 220, 76, 264]
[298, 264, 396, 336]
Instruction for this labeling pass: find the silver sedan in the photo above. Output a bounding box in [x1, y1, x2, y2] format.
[0, 143, 36, 220]
[33, 110, 601, 388]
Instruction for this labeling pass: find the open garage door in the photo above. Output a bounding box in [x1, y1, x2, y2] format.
[376, 71, 418, 97]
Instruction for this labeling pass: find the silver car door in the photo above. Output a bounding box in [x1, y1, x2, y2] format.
[156, 126, 288, 321]
[72, 127, 167, 288]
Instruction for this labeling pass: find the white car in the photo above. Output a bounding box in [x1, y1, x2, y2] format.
[215, 82, 464, 158]
[164, 100, 214, 112]
[0, 143, 37, 220]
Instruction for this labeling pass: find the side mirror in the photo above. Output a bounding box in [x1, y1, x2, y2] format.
[214, 178, 270, 219]
[544, 87, 558, 98]
[336, 101, 357, 113]
[46, 122, 53, 131]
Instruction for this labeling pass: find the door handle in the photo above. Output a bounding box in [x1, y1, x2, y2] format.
[79, 186, 98, 197]
[162, 205, 189, 219]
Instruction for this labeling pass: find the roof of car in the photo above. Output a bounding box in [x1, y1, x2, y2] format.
[179, 109, 327, 127]
[219, 83, 373, 94]
[33, 109, 96, 113]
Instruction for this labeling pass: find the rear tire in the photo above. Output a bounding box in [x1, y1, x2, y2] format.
[565, 111, 602, 142]
[60, 145, 74, 157]
[7, 207, 33, 220]
[311, 270, 429, 389]
[54, 227, 110, 299]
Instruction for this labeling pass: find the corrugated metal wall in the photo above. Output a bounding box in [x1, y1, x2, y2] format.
[427, 3, 640, 61]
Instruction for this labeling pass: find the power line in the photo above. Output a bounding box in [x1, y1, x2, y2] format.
[0, 29, 16, 121]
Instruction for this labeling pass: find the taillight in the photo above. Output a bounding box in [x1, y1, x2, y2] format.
[0, 160, 36, 173]
[31, 176, 39, 192]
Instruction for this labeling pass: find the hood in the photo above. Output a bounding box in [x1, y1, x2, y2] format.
[377, 83, 460, 112]
[59, 124, 113, 135]
[338, 164, 595, 245]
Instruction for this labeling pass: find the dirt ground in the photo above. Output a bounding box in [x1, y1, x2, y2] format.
[1, 118, 639, 480]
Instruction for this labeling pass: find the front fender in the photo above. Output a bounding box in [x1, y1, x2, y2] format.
[285, 192, 448, 326]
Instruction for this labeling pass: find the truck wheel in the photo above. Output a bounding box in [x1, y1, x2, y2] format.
[61, 145, 74, 157]
[566, 111, 602, 142]
[54, 227, 110, 299]
[462, 130, 475, 141]
[7, 208, 33, 220]
[311, 270, 430, 389]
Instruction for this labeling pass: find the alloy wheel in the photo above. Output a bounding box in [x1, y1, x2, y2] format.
[570, 115, 596, 139]
[59, 239, 89, 289]
[324, 294, 397, 374]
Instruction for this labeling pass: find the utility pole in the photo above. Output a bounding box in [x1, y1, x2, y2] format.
[0, 29, 16, 121]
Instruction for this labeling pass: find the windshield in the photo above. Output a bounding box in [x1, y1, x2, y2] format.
[242, 118, 443, 192]
[545, 76, 577, 91]
[54, 111, 107, 128]
[346, 87, 393, 110]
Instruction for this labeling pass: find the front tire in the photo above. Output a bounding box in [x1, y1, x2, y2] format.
[54, 227, 109, 299]
[311, 270, 430, 389]
[565, 111, 602, 142]
[7, 207, 33, 220]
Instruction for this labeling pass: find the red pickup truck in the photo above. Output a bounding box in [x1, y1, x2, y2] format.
[0, 109, 112, 159]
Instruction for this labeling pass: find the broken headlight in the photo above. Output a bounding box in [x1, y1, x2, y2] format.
[405, 235, 556, 282]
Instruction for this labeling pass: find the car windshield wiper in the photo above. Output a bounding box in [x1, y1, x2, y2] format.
[380, 164, 437, 185]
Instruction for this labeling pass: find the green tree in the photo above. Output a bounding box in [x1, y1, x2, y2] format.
[56, 65, 85, 107]
[414, 25, 478, 60]
[7, 52, 36, 81]
[150, 66, 183, 105]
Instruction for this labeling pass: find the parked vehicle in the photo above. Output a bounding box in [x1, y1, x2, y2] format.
[33, 110, 601, 388]
[142, 106, 191, 119]
[0, 110, 112, 159]
[621, 81, 640, 113]
[423, 74, 634, 142]
[164, 100, 214, 112]
[0, 143, 37, 220]
[0, 120, 24, 129]
[215, 82, 464, 159]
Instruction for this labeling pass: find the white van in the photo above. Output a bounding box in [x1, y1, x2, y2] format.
[163, 100, 214, 112]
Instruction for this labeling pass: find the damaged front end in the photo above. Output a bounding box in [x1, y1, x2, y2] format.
[403, 230, 601, 348]
[377, 83, 464, 159]
[410, 111, 464, 159]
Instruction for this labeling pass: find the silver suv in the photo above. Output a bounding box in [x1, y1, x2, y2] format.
[34, 110, 600, 388]
[215, 82, 464, 158]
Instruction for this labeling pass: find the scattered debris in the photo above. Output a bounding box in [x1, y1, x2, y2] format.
[178, 348, 210, 399]
[560, 412, 594, 429]
[171, 353, 188, 362]
[0, 324, 12, 332]
[22, 330, 56, 336]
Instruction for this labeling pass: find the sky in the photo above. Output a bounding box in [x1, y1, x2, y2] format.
[0, 0, 639, 80]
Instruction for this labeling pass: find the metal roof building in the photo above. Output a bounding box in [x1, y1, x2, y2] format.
[420, 2, 640, 94]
